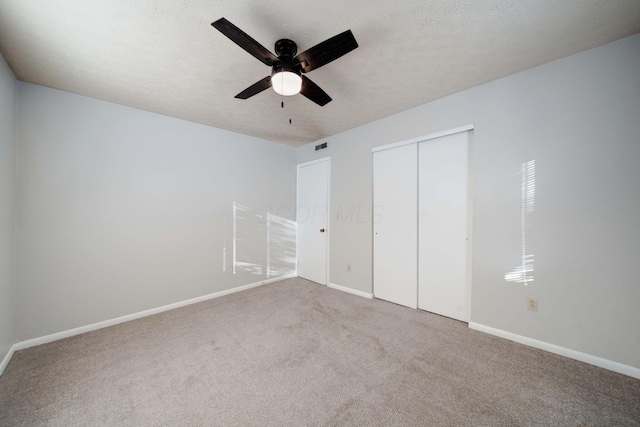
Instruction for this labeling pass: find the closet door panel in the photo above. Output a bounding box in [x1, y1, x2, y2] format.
[418, 132, 469, 321]
[373, 144, 418, 309]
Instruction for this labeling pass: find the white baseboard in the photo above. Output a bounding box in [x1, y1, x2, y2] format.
[0, 344, 17, 377]
[328, 283, 374, 299]
[2, 273, 297, 371]
[469, 322, 640, 379]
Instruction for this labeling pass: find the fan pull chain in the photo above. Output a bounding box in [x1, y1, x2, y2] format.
[278, 72, 291, 124]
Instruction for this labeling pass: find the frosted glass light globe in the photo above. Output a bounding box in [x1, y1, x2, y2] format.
[272, 71, 302, 96]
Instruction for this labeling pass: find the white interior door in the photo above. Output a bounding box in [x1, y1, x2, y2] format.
[418, 131, 470, 321]
[373, 144, 418, 308]
[297, 158, 329, 285]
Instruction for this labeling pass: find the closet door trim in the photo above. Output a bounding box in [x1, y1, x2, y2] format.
[371, 124, 474, 153]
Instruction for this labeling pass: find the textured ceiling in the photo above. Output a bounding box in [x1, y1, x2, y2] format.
[1, 1, 639, 146]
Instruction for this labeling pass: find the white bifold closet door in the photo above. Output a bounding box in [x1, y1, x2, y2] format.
[373, 144, 417, 308]
[418, 132, 469, 321]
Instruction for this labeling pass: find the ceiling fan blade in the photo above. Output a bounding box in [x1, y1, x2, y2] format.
[294, 30, 358, 73]
[235, 76, 273, 99]
[211, 18, 279, 66]
[300, 75, 332, 106]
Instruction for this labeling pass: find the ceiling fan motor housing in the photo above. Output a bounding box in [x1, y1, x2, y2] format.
[274, 39, 297, 59]
[272, 39, 302, 77]
[271, 61, 301, 77]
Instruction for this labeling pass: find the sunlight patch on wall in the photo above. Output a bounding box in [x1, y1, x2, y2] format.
[266, 213, 297, 278]
[505, 160, 536, 285]
[224, 202, 296, 277]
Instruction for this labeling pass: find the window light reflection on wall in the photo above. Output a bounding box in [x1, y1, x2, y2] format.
[505, 160, 536, 285]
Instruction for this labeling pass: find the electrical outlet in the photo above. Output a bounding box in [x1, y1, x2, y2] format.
[346, 264, 351, 272]
[527, 297, 538, 312]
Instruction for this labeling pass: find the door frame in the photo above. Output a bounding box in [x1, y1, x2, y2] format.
[296, 157, 331, 285]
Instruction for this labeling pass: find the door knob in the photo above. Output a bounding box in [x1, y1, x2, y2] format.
[320, 228, 325, 233]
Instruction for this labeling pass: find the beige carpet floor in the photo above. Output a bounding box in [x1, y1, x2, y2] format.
[1, 277, 639, 426]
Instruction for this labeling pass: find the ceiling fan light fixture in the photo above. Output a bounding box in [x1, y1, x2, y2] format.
[272, 71, 302, 96]
[212, 18, 357, 106]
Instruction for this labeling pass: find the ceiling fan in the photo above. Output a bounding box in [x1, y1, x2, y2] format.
[211, 18, 358, 106]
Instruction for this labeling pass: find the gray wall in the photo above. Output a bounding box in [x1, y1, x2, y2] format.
[297, 34, 640, 369]
[0, 54, 16, 361]
[15, 83, 297, 341]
